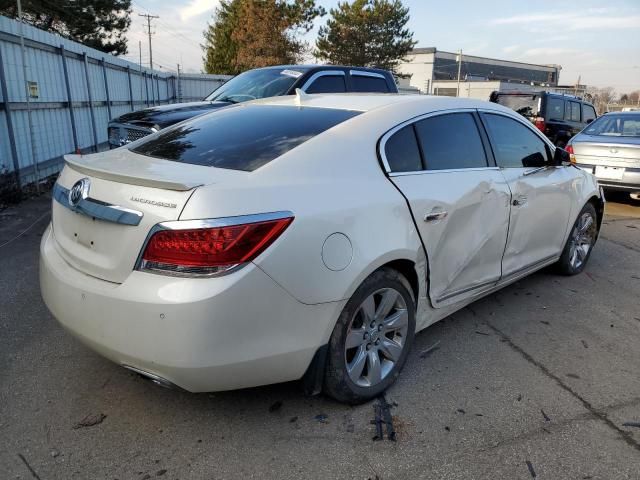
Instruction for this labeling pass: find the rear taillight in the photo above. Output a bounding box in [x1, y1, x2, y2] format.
[138, 213, 293, 277]
[565, 145, 576, 163]
[534, 117, 546, 132]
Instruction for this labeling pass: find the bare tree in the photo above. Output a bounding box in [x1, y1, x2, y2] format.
[586, 86, 616, 114]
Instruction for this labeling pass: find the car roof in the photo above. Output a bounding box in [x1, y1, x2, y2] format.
[254, 64, 391, 74]
[247, 93, 512, 114]
[603, 110, 640, 115]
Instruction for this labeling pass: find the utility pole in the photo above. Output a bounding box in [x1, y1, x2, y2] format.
[139, 13, 159, 69]
[176, 63, 182, 103]
[138, 40, 142, 70]
[456, 49, 462, 98]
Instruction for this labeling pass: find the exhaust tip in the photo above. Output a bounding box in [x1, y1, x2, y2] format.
[122, 365, 181, 391]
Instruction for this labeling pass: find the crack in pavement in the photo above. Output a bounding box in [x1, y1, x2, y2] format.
[599, 236, 640, 254]
[480, 319, 640, 453]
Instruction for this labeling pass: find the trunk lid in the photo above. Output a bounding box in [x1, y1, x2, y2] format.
[51, 150, 247, 283]
[572, 135, 640, 168]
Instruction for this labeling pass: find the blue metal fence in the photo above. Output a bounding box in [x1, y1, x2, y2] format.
[0, 16, 230, 192]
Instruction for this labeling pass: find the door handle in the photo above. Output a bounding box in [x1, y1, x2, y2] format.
[512, 196, 527, 207]
[424, 211, 448, 222]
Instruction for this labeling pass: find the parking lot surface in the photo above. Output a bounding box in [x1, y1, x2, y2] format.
[1, 192, 639, 479]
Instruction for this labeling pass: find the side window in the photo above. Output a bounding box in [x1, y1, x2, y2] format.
[351, 74, 389, 93]
[566, 101, 581, 122]
[583, 104, 596, 123]
[384, 125, 423, 173]
[413, 113, 488, 170]
[305, 74, 346, 94]
[482, 113, 549, 168]
[546, 97, 565, 121]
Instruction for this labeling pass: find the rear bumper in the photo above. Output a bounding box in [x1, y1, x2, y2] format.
[575, 163, 640, 192]
[40, 224, 343, 392]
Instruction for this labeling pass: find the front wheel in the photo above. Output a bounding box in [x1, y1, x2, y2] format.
[556, 203, 598, 275]
[324, 268, 416, 404]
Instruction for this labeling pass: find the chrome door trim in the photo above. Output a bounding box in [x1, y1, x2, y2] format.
[349, 70, 386, 79]
[300, 70, 346, 92]
[378, 108, 483, 175]
[53, 183, 144, 226]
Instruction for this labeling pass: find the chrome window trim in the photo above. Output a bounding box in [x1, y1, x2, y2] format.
[349, 70, 386, 79]
[53, 183, 143, 226]
[379, 108, 492, 175]
[134, 211, 294, 278]
[300, 70, 346, 92]
[389, 167, 500, 177]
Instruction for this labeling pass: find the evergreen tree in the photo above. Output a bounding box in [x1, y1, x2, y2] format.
[203, 0, 324, 75]
[0, 0, 132, 56]
[315, 0, 416, 72]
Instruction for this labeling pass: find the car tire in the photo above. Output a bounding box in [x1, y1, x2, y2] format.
[324, 268, 416, 404]
[556, 203, 598, 275]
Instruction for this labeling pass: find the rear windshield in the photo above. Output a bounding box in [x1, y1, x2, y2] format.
[131, 105, 360, 171]
[493, 94, 540, 117]
[583, 114, 640, 137]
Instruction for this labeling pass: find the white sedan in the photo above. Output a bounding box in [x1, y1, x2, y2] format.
[40, 93, 604, 403]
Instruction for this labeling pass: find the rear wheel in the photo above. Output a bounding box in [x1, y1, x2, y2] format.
[556, 203, 598, 275]
[324, 268, 416, 404]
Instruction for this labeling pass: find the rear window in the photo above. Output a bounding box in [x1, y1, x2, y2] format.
[584, 114, 640, 137]
[545, 97, 565, 121]
[493, 94, 539, 117]
[131, 105, 360, 171]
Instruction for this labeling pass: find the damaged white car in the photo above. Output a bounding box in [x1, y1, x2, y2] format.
[40, 94, 604, 403]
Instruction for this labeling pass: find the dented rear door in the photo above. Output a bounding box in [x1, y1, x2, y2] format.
[384, 111, 511, 307]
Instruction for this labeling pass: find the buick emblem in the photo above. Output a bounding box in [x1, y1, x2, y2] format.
[69, 178, 90, 207]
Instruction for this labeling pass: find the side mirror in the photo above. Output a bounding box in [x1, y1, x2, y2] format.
[522, 152, 547, 168]
[586, 118, 594, 124]
[552, 147, 570, 166]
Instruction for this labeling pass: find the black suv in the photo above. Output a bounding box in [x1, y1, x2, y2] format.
[108, 65, 398, 147]
[489, 91, 597, 147]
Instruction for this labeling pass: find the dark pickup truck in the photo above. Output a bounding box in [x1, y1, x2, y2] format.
[108, 65, 398, 147]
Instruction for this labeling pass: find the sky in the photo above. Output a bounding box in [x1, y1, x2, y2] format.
[124, 0, 640, 93]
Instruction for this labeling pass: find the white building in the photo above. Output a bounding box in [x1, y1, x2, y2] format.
[397, 47, 562, 101]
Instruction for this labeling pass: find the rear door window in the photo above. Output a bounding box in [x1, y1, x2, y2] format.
[131, 105, 360, 171]
[351, 74, 390, 93]
[566, 101, 581, 122]
[583, 104, 597, 123]
[481, 113, 549, 168]
[305, 74, 347, 94]
[414, 113, 488, 170]
[545, 97, 565, 121]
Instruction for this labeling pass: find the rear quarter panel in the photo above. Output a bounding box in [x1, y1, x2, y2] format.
[178, 104, 425, 306]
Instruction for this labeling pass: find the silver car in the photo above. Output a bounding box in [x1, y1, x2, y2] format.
[567, 111, 640, 199]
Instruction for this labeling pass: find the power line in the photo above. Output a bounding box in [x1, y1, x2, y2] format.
[132, 1, 201, 49]
[138, 13, 159, 69]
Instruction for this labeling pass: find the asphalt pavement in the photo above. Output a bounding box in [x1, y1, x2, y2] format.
[1, 191, 639, 480]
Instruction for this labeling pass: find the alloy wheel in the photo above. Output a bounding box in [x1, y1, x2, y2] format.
[569, 211, 596, 270]
[344, 288, 408, 388]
